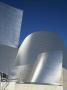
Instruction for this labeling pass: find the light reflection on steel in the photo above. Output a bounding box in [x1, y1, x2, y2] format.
[11, 32, 63, 85]
[0, 2, 23, 47]
[0, 2, 23, 76]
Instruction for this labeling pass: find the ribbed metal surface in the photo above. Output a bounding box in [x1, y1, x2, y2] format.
[12, 32, 64, 85]
[0, 2, 23, 47]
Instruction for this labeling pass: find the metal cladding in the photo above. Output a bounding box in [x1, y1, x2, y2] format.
[63, 49, 67, 69]
[0, 44, 18, 75]
[63, 68, 67, 90]
[29, 52, 62, 85]
[0, 2, 23, 76]
[63, 49, 67, 89]
[0, 2, 23, 48]
[11, 32, 64, 85]
[0, 2, 64, 85]
[16, 32, 64, 66]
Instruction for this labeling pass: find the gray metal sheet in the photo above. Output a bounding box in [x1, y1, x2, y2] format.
[16, 32, 64, 66]
[63, 68, 67, 90]
[9, 65, 33, 82]
[28, 51, 62, 85]
[0, 44, 18, 75]
[12, 32, 64, 85]
[63, 49, 67, 90]
[0, 2, 23, 47]
[63, 49, 67, 69]
[13, 51, 63, 85]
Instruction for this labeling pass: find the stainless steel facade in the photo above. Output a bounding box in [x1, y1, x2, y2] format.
[0, 2, 23, 48]
[63, 49, 67, 90]
[0, 2, 64, 86]
[0, 2, 23, 76]
[0, 44, 18, 75]
[11, 32, 64, 85]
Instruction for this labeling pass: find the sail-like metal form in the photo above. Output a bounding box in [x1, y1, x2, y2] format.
[11, 32, 64, 85]
[0, 2, 23, 75]
[0, 2, 23, 48]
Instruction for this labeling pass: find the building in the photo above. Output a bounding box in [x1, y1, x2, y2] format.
[0, 2, 66, 90]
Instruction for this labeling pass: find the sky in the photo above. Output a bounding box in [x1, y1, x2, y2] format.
[0, 0, 67, 48]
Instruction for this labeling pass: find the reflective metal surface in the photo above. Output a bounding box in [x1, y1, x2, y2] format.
[63, 49, 67, 69]
[0, 2, 23, 76]
[16, 32, 64, 66]
[0, 44, 18, 75]
[0, 2, 23, 47]
[11, 32, 64, 85]
[63, 49, 67, 90]
[29, 52, 62, 85]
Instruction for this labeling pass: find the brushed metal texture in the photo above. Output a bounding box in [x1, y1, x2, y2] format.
[16, 32, 64, 66]
[0, 2, 23, 47]
[0, 44, 18, 75]
[12, 32, 64, 85]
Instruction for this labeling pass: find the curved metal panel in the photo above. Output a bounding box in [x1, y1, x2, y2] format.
[0, 2, 23, 47]
[16, 32, 64, 66]
[11, 32, 63, 85]
[28, 52, 62, 85]
[0, 2, 23, 76]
